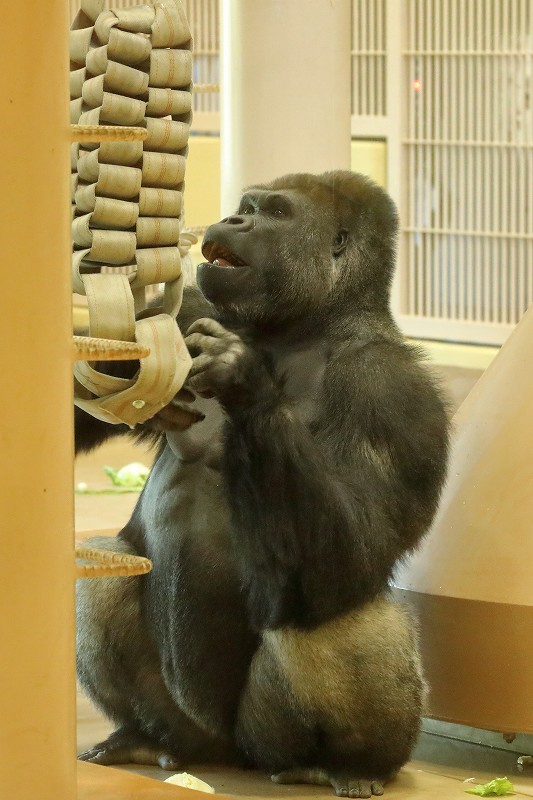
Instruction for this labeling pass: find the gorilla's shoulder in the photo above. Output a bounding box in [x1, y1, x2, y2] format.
[326, 337, 448, 418]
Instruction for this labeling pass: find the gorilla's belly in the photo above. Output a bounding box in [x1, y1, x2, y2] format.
[134, 400, 253, 733]
[141, 462, 230, 558]
[139, 396, 228, 540]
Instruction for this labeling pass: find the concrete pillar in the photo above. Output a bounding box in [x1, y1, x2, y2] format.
[220, 0, 352, 214]
[0, 1, 76, 799]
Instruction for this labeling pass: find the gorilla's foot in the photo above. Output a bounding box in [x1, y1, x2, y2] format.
[78, 726, 182, 770]
[328, 772, 385, 798]
[272, 768, 385, 798]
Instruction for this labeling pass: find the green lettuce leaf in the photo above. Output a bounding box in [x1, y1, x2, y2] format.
[75, 463, 150, 494]
[103, 462, 150, 488]
[465, 777, 514, 796]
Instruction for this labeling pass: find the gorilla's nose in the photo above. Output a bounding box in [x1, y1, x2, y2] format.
[220, 214, 254, 228]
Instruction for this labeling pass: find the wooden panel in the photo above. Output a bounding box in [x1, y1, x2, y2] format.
[78, 761, 217, 800]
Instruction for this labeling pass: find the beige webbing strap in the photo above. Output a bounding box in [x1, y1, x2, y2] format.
[75, 313, 191, 426]
[83, 273, 136, 341]
[71, 0, 194, 428]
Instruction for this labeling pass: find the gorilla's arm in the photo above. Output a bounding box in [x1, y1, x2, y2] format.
[74, 407, 129, 454]
[188, 324, 448, 630]
[74, 286, 214, 454]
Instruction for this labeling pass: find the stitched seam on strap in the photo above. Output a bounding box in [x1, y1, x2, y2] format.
[161, 120, 171, 148]
[154, 248, 162, 282]
[161, 6, 176, 46]
[163, 88, 173, 115]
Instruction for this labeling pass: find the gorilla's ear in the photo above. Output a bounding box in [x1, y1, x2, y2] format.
[332, 230, 348, 257]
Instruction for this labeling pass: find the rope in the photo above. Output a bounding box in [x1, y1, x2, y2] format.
[71, 124, 148, 143]
[75, 544, 152, 579]
[73, 335, 150, 361]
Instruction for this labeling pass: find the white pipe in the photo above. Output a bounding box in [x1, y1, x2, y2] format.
[220, 0, 351, 215]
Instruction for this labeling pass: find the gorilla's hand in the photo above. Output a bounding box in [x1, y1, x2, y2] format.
[143, 387, 205, 433]
[185, 318, 269, 405]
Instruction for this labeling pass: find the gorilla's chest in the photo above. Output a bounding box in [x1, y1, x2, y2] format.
[271, 343, 327, 406]
[165, 342, 327, 469]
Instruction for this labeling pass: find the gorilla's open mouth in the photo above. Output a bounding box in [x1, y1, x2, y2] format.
[202, 242, 247, 268]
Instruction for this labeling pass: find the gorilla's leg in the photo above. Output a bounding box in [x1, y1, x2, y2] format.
[236, 595, 424, 798]
[76, 536, 225, 768]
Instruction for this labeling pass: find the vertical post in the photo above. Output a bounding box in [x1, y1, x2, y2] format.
[0, 2, 76, 799]
[220, 0, 352, 215]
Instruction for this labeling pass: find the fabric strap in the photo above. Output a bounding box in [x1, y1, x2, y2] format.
[71, 0, 194, 427]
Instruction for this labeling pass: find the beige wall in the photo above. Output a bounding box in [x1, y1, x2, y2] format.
[185, 136, 222, 229]
[185, 136, 387, 230]
[350, 139, 387, 188]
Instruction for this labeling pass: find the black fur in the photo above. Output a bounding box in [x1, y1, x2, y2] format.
[75, 171, 449, 796]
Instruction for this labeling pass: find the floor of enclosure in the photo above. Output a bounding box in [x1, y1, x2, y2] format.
[77, 689, 533, 799]
[76, 363, 533, 799]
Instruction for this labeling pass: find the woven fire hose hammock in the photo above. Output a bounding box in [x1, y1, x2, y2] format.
[70, 0, 195, 578]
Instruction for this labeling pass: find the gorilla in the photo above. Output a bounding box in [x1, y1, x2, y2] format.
[75, 171, 449, 798]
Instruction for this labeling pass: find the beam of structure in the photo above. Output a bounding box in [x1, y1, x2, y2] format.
[395, 305, 533, 734]
[0, 2, 76, 798]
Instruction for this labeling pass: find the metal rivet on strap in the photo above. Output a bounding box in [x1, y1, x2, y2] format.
[132, 399, 146, 409]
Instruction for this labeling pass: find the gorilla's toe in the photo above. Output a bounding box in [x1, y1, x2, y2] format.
[330, 773, 385, 798]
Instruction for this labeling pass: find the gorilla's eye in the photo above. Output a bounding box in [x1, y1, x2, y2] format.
[272, 208, 285, 217]
[242, 205, 254, 215]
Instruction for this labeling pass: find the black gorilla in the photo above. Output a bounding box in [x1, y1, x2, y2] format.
[76, 171, 449, 798]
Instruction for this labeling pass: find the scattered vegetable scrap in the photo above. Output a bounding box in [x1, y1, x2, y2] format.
[465, 777, 515, 796]
[164, 773, 215, 793]
[104, 462, 150, 487]
[76, 462, 150, 494]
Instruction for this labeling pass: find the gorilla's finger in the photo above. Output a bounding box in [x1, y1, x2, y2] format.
[136, 305, 164, 320]
[184, 332, 211, 356]
[150, 403, 205, 431]
[187, 318, 233, 339]
[185, 379, 215, 399]
[185, 331, 223, 356]
[173, 387, 196, 403]
[188, 353, 213, 377]
[187, 371, 214, 396]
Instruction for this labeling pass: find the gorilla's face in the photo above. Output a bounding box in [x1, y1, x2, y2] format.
[197, 172, 398, 328]
[197, 188, 339, 327]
